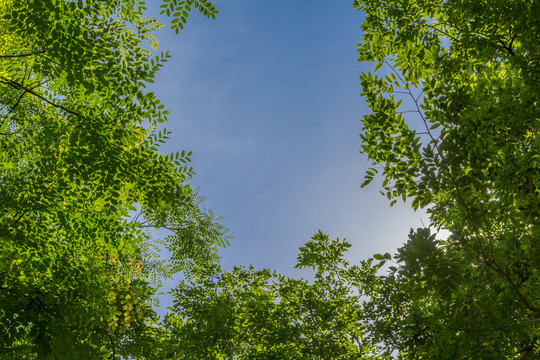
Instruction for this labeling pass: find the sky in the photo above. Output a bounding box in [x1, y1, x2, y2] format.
[147, 0, 429, 303]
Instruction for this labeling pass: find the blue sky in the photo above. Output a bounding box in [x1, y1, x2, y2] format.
[148, 0, 428, 297]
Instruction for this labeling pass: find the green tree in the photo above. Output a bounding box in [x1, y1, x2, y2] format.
[354, 0, 539, 358]
[0, 0, 228, 358]
[163, 231, 383, 359]
[158, 1, 540, 358]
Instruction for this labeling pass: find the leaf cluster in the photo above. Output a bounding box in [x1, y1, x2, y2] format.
[163, 232, 385, 359]
[0, 0, 227, 358]
[353, 0, 540, 358]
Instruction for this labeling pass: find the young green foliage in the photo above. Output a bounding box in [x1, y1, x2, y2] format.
[354, 0, 540, 358]
[164, 231, 384, 359]
[0, 0, 227, 358]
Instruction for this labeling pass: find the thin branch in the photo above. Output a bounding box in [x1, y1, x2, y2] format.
[482, 319, 540, 342]
[129, 210, 142, 229]
[415, 91, 425, 103]
[384, 60, 407, 86]
[397, 110, 420, 114]
[498, 38, 516, 56]
[437, 21, 516, 57]
[106, 332, 117, 360]
[392, 91, 413, 95]
[423, 23, 461, 43]
[508, 34, 516, 50]
[440, 258, 486, 267]
[13, 182, 55, 225]
[139, 224, 195, 233]
[479, 202, 497, 259]
[3, 79, 49, 120]
[395, 63, 539, 313]
[0, 78, 82, 117]
[0, 50, 44, 58]
[449, 43, 464, 56]
[2, 90, 26, 120]
[518, 344, 534, 360]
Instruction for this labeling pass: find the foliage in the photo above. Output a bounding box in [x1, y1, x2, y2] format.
[0, 0, 228, 358]
[154, 1, 540, 359]
[164, 231, 383, 359]
[353, 0, 540, 358]
[4, 0, 538, 358]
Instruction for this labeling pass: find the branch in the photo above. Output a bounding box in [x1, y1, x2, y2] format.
[392, 62, 538, 313]
[498, 38, 516, 56]
[13, 182, 55, 225]
[106, 332, 117, 360]
[2, 90, 26, 120]
[391, 91, 412, 95]
[0, 50, 44, 58]
[482, 319, 540, 342]
[129, 210, 142, 229]
[518, 344, 534, 360]
[441, 258, 486, 267]
[423, 23, 461, 43]
[397, 110, 420, 114]
[0, 78, 82, 117]
[2, 79, 49, 121]
[139, 224, 195, 232]
[437, 21, 516, 57]
[0, 127, 23, 136]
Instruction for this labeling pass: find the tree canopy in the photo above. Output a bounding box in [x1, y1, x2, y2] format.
[354, 0, 539, 357]
[0, 0, 228, 358]
[162, 232, 381, 359]
[1, 0, 538, 359]
[164, 0, 539, 358]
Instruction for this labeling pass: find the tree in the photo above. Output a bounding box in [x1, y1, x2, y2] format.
[159, 1, 539, 359]
[163, 231, 383, 360]
[0, 0, 228, 358]
[353, 0, 539, 357]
